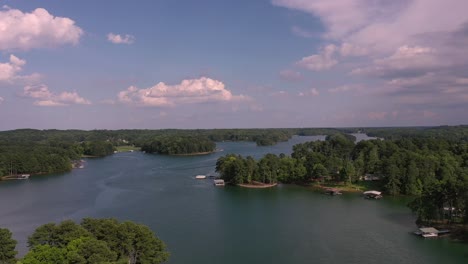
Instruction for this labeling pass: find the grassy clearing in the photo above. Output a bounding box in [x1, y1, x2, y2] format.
[115, 145, 141, 152]
[309, 180, 383, 193]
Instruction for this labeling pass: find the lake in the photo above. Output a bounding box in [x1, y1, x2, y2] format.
[0, 135, 467, 263]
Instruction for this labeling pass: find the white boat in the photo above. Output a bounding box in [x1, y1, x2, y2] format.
[195, 175, 206, 179]
[18, 174, 30, 179]
[422, 233, 438, 238]
[363, 190, 383, 199]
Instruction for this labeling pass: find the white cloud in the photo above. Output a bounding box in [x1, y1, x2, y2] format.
[272, 0, 371, 39]
[298, 88, 319, 96]
[22, 84, 91, 106]
[274, 0, 467, 52]
[0, 8, 83, 51]
[118, 77, 250, 107]
[107, 33, 135, 44]
[339, 42, 367, 56]
[0, 96, 3, 103]
[296, 44, 337, 71]
[0, 54, 40, 83]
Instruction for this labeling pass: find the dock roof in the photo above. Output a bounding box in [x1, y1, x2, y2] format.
[419, 227, 439, 233]
[363, 190, 382, 195]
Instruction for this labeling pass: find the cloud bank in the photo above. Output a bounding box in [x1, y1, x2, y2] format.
[274, 0, 468, 111]
[0, 7, 83, 50]
[118, 77, 249, 107]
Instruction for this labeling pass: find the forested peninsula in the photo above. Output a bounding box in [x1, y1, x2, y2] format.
[216, 129, 468, 230]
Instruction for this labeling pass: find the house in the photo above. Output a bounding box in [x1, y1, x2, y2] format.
[363, 174, 381, 181]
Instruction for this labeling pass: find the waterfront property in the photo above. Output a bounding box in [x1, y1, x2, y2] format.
[413, 227, 450, 238]
[213, 179, 225, 186]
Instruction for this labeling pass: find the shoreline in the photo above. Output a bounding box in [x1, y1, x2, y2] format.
[237, 182, 278, 188]
[170, 149, 221, 156]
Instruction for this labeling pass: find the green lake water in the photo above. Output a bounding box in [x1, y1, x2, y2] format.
[0, 135, 467, 263]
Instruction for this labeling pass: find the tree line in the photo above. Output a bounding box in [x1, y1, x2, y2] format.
[0, 218, 169, 264]
[0, 141, 115, 177]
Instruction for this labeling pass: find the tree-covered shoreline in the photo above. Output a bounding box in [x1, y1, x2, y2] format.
[216, 131, 468, 226]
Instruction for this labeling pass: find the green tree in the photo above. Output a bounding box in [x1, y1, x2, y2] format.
[118, 221, 169, 264]
[0, 228, 17, 264]
[65, 237, 116, 264]
[22, 245, 67, 264]
[312, 163, 328, 181]
[28, 220, 92, 248]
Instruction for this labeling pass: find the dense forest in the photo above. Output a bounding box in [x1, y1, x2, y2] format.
[141, 136, 216, 155]
[216, 132, 468, 225]
[0, 128, 344, 177]
[0, 218, 168, 264]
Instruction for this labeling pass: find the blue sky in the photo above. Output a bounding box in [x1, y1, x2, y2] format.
[0, 0, 467, 130]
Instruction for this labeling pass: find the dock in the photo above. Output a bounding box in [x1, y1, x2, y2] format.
[213, 179, 225, 186]
[413, 227, 450, 238]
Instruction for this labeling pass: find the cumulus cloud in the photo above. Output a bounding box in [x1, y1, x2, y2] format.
[296, 44, 337, 71]
[0, 8, 83, 51]
[117, 77, 249, 107]
[0, 54, 40, 83]
[22, 84, 91, 106]
[107, 33, 135, 44]
[298, 88, 319, 97]
[279, 70, 303, 81]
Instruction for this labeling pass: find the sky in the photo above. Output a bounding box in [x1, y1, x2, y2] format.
[0, 0, 467, 130]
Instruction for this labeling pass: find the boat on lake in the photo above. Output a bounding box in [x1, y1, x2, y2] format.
[16, 174, 30, 180]
[195, 175, 206, 179]
[324, 188, 342, 195]
[363, 190, 382, 199]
